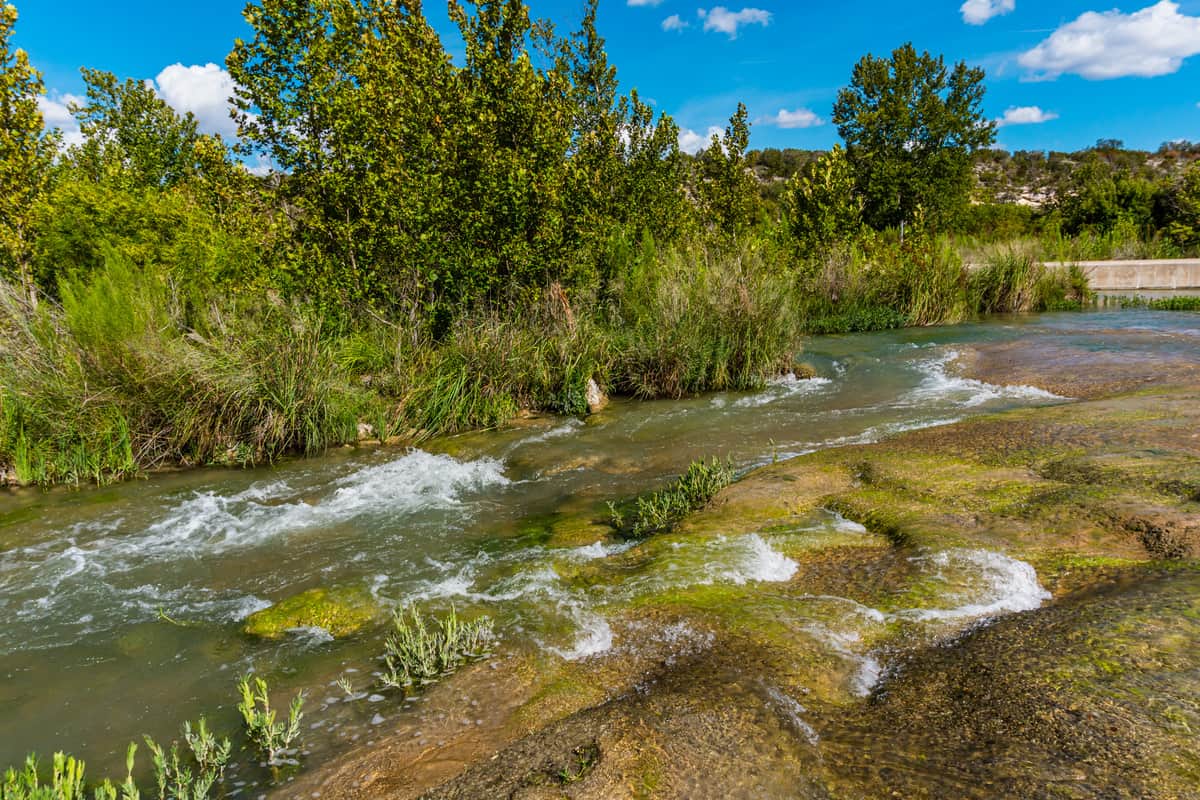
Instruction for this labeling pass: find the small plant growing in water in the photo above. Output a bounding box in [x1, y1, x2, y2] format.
[91, 744, 140, 800]
[334, 674, 357, 698]
[1, 753, 86, 800]
[181, 718, 230, 782]
[610, 457, 736, 538]
[236, 675, 304, 766]
[380, 606, 493, 692]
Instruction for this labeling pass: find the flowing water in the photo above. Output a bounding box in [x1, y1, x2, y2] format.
[2, 308, 1199, 793]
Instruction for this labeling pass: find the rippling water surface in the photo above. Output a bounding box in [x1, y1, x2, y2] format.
[1, 308, 1196, 780]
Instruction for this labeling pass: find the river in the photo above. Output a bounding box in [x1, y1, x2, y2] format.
[2, 307, 1198, 795]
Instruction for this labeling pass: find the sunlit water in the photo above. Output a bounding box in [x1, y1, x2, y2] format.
[1, 308, 1197, 785]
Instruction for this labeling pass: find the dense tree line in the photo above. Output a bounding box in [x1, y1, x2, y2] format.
[0, 1, 1145, 485]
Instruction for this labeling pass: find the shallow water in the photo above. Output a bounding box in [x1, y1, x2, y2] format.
[1, 308, 1198, 785]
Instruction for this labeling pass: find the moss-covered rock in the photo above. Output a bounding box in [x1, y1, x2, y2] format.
[242, 585, 382, 640]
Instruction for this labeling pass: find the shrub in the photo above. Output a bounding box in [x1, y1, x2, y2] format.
[610, 245, 801, 398]
[236, 676, 304, 767]
[380, 607, 494, 692]
[610, 457, 736, 538]
[1148, 296, 1200, 311]
[0, 753, 86, 800]
[0, 258, 372, 485]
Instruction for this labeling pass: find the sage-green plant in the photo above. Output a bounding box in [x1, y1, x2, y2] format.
[0, 752, 86, 800]
[611, 457, 736, 538]
[236, 675, 304, 766]
[90, 744, 139, 800]
[380, 607, 494, 692]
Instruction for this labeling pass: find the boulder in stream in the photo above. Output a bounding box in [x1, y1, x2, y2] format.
[242, 585, 382, 640]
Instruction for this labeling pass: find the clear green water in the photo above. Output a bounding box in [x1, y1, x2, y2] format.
[1, 309, 1197, 790]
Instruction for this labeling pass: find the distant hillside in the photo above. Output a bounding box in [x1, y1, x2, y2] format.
[739, 140, 1200, 212]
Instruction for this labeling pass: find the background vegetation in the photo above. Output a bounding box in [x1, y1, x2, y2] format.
[0, 0, 1191, 487]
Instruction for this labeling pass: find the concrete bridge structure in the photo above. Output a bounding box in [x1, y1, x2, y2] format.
[1044, 259, 1200, 292]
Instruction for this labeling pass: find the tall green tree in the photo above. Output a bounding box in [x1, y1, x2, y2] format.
[0, 3, 57, 306]
[617, 89, 688, 243]
[832, 43, 994, 231]
[696, 102, 756, 238]
[69, 68, 202, 188]
[1163, 161, 1200, 249]
[229, 0, 461, 309]
[446, 0, 574, 304]
[785, 145, 863, 255]
[560, 0, 622, 251]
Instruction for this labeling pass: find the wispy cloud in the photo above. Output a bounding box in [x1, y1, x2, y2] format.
[995, 105, 1058, 127]
[1019, 1, 1200, 80]
[960, 0, 1015, 26]
[697, 7, 772, 39]
[662, 13, 688, 32]
[758, 107, 824, 129]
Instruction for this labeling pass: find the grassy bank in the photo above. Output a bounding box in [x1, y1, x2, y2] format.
[0, 235, 1091, 488]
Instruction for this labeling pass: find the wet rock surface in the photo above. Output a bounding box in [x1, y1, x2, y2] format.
[242, 584, 383, 639]
[289, 329, 1200, 799]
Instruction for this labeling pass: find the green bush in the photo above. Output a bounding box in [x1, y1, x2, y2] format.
[380, 606, 494, 692]
[610, 457, 736, 538]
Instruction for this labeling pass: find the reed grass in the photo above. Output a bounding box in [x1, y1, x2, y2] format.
[0, 230, 1104, 488]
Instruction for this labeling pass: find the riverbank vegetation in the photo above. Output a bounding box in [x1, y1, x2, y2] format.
[0, 0, 1186, 486]
[1, 674, 300, 800]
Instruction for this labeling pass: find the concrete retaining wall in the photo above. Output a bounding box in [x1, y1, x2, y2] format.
[1044, 260, 1200, 291]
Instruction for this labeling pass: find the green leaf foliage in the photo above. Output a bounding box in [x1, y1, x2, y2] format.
[833, 43, 995, 231]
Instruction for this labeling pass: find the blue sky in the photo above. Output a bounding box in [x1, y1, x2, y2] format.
[14, 0, 1200, 154]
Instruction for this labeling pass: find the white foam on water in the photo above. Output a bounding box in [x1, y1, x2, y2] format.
[906, 350, 1064, 408]
[0, 451, 509, 650]
[514, 418, 585, 447]
[550, 611, 614, 661]
[567, 540, 636, 561]
[286, 625, 336, 645]
[802, 622, 883, 697]
[646, 534, 799, 589]
[736, 534, 800, 583]
[731, 375, 833, 408]
[830, 513, 869, 535]
[899, 549, 1051, 622]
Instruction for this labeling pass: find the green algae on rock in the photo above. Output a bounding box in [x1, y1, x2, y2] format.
[242, 585, 382, 640]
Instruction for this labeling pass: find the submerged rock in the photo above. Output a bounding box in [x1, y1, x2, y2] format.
[242, 585, 381, 640]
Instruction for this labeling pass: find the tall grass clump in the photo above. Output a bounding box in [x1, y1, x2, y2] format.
[0, 257, 374, 485]
[394, 289, 608, 439]
[968, 250, 1092, 312]
[609, 456, 736, 538]
[797, 232, 970, 332]
[608, 242, 802, 398]
[1148, 296, 1200, 311]
[380, 606, 494, 692]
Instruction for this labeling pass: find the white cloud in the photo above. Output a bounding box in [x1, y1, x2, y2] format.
[662, 13, 689, 31]
[37, 93, 85, 147]
[628, 0, 663, 5]
[697, 6, 772, 38]
[153, 63, 239, 138]
[1019, 1, 1200, 80]
[995, 105, 1058, 126]
[960, 0, 1015, 25]
[761, 107, 823, 129]
[678, 125, 723, 154]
